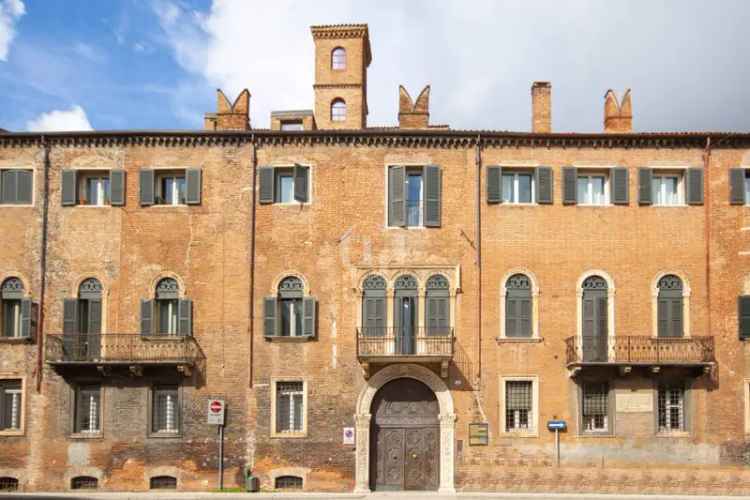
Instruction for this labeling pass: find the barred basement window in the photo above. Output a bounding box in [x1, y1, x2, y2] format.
[658, 385, 686, 433]
[276, 381, 304, 433]
[0, 477, 18, 491]
[582, 383, 609, 432]
[150, 476, 177, 489]
[505, 380, 532, 432]
[275, 475, 303, 490]
[71, 476, 98, 489]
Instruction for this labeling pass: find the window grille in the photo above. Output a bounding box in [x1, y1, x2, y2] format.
[150, 476, 177, 489]
[505, 381, 532, 431]
[658, 385, 685, 432]
[152, 386, 179, 434]
[74, 386, 100, 433]
[1, 380, 22, 430]
[276, 381, 304, 433]
[582, 383, 608, 431]
[71, 476, 98, 489]
[0, 477, 18, 491]
[275, 475, 303, 489]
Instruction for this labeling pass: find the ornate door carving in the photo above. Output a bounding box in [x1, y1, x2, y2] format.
[370, 378, 439, 491]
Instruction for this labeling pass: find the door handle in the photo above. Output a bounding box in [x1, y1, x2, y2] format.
[412, 453, 417, 459]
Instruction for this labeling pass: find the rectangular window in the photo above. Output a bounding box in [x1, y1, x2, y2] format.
[501, 172, 534, 204]
[577, 174, 607, 205]
[270, 167, 309, 204]
[2, 299, 21, 337]
[582, 383, 609, 433]
[0, 380, 22, 431]
[152, 385, 179, 434]
[83, 175, 110, 206]
[0, 169, 33, 205]
[405, 170, 423, 226]
[280, 120, 303, 131]
[652, 174, 683, 206]
[276, 381, 304, 433]
[657, 385, 685, 433]
[275, 169, 295, 203]
[157, 299, 178, 335]
[505, 380, 532, 432]
[154, 172, 186, 205]
[74, 385, 101, 434]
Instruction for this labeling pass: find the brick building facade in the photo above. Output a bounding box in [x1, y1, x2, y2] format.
[2, 23, 750, 493]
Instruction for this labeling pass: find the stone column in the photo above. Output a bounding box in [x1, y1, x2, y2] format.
[438, 412, 457, 493]
[353, 413, 372, 494]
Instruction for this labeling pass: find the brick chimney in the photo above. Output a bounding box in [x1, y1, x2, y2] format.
[398, 85, 430, 129]
[531, 81, 551, 133]
[204, 89, 251, 131]
[604, 89, 632, 133]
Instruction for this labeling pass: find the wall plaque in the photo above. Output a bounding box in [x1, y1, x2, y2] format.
[469, 422, 489, 446]
[616, 389, 653, 413]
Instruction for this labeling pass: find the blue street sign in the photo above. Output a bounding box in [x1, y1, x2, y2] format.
[547, 420, 567, 431]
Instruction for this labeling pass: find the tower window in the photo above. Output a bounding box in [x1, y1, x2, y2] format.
[331, 47, 346, 70]
[331, 99, 346, 122]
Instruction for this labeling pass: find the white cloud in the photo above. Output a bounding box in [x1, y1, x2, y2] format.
[26, 105, 93, 132]
[73, 42, 105, 63]
[0, 0, 26, 61]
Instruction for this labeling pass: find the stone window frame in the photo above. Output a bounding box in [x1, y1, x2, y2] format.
[650, 271, 691, 338]
[575, 376, 615, 437]
[0, 166, 35, 207]
[0, 375, 26, 436]
[573, 165, 613, 207]
[269, 467, 310, 491]
[0, 274, 33, 341]
[653, 378, 692, 438]
[648, 165, 689, 207]
[269, 377, 308, 439]
[69, 381, 104, 439]
[498, 268, 541, 342]
[147, 383, 183, 439]
[66, 167, 113, 208]
[499, 375, 540, 438]
[575, 270, 616, 360]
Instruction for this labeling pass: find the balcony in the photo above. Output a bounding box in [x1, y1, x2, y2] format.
[565, 335, 715, 376]
[356, 327, 454, 378]
[45, 334, 204, 376]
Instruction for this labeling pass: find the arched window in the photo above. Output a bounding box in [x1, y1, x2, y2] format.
[394, 274, 418, 354]
[275, 475, 303, 490]
[331, 47, 346, 70]
[581, 275, 608, 362]
[264, 277, 316, 338]
[63, 278, 103, 360]
[71, 476, 98, 489]
[362, 274, 386, 337]
[426, 275, 450, 336]
[140, 278, 192, 337]
[150, 475, 177, 489]
[331, 99, 346, 122]
[505, 274, 531, 338]
[2, 277, 31, 338]
[657, 275, 684, 338]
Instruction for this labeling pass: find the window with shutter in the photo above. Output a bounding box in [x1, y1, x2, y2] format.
[426, 275, 450, 336]
[576, 172, 608, 205]
[362, 274, 386, 337]
[729, 168, 750, 205]
[611, 167, 629, 205]
[1, 277, 26, 338]
[275, 381, 304, 434]
[0, 170, 33, 205]
[487, 166, 502, 204]
[738, 296, 750, 339]
[139, 169, 155, 206]
[499, 170, 534, 204]
[423, 165, 441, 227]
[686, 168, 704, 205]
[154, 278, 181, 336]
[535, 166, 553, 204]
[657, 275, 684, 338]
[505, 274, 532, 338]
[562, 167, 577, 204]
[388, 166, 406, 227]
[110, 169, 126, 206]
[638, 168, 653, 205]
[581, 276, 608, 362]
[186, 168, 202, 205]
[258, 166, 275, 204]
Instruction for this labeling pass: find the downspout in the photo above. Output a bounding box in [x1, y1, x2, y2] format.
[703, 136, 713, 339]
[36, 136, 51, 392]
[248, 134, 257, 388]
[475, 134, 482, 385]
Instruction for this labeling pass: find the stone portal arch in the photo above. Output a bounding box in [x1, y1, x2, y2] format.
[353, 364, 455, 493]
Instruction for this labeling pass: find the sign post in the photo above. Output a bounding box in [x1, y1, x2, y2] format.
[546, 420, 566, 467]
[207, 399, 226, 490]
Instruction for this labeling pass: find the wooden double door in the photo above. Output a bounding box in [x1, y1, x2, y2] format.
[370, 378, 439, 491]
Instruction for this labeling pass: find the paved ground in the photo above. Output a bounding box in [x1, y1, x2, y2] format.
[1, 493, 747, 500]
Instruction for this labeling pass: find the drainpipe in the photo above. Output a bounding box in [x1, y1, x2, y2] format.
[36, 136, 51, 392]
[475, 134, 482, 384]
[703, 136, 712, 339]
[248, 134, 257, 388]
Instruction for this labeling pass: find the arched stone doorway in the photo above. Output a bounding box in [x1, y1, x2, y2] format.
[354, 364, 455, 493]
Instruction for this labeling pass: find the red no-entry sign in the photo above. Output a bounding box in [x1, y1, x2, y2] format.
[207, 399, 226, 425]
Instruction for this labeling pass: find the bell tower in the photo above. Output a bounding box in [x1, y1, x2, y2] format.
[311, 24, 371, 129]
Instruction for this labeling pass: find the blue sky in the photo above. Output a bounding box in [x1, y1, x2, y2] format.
[1, 0, 749, 133]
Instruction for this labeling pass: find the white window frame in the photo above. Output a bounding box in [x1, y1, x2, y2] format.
[499, 375, 539, 437]
[498, 269, 541, 341]
[651, 171, 685, 206]
[2, 299, 22, 338]
[576, 172, 609, 206]
[154, 170, 186, 206]
[156, 299, 178, 336]
[0, 377, 24, 435]
[331, 99, 347, 122]
[72, 385, 103, 436]
[405, 168, 424, 228]
[149, 385, 181, 437]
[270, 379, 308, 438]
[743, 168, 750, 206]
[269, 164, 312, 206]
[331, 47, 346, 70]
[501, 170, 535, 205]
[656, 384, 688, 436]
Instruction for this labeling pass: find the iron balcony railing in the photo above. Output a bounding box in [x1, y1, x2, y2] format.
[357, 327, 454, 359]
[45, 334, 204, 366]
[565, 335, 715, 365]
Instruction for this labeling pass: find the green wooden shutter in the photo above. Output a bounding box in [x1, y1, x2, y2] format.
[597, 296, 608, 337]
[259, 166, 274, 204]
[139, 169, 154, 206]
[612, 167, 629, 205]
[423, 165, 441, 227]
[264, 297, 277, 337]
[178, 299, 192, 336]
[0, 170, 3, 203]
[730, 169, 746, 205]
[110, 170, 126, 206]
[61, 170, 77, 206]
[20, 299, 31, 338]
[638, 168, 653, 205]
[519, 298, 531, 337]
[186, 168, 202, 205]
[63, 298, 78, 334]
[88, 299, 102, 335]
[687, 168, 704, 205]
[2, 170, 17, 203]
[505, 298, 518, 337]
[277, 392, 289, 431]
[536, 166, 553, 204]
[140, 299, 154, 336]
[293, 165, 308, 203]
[739, 296, 750, 339]
[658, 298, 669, 337]
[487, 166, 502, 204]
[582, 296, 594, 337]
[388, 166, 406, 227]
[671, 298, 684, 337]
[562, 167, 577, 205]
[17, 170, 32, 204]
[302, 297, 316, 337]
